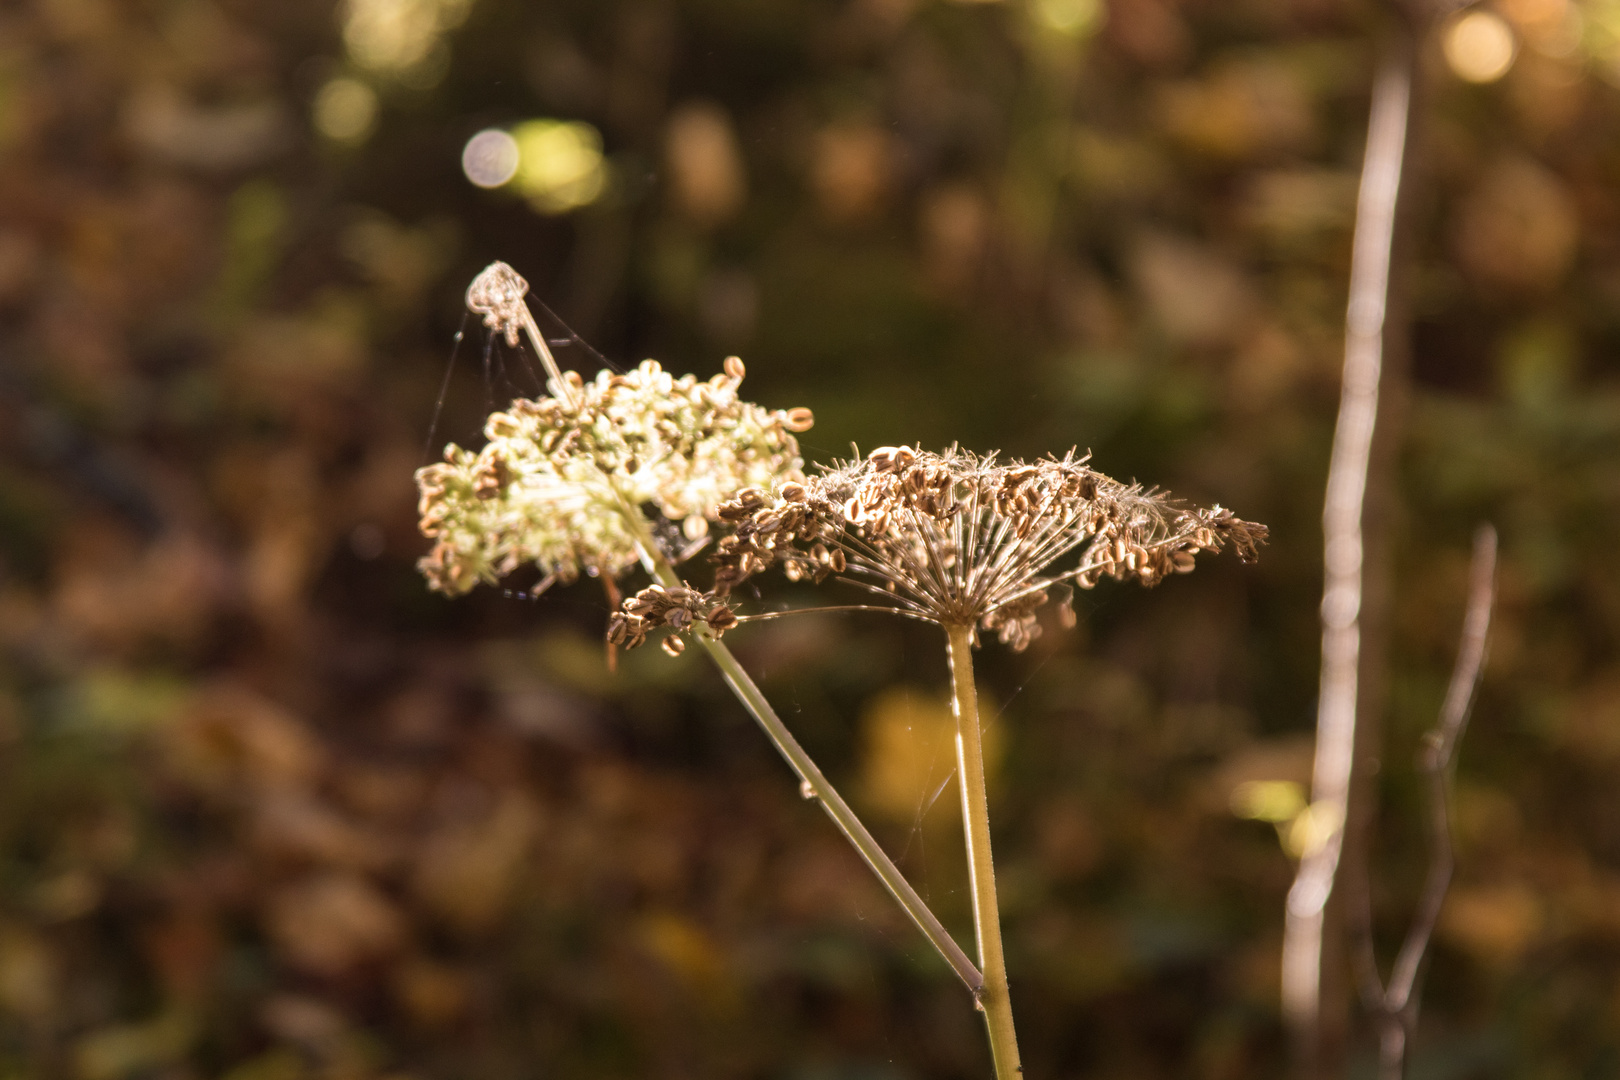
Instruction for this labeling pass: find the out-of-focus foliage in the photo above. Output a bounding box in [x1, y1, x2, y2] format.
[1, 0, 1618, 1078]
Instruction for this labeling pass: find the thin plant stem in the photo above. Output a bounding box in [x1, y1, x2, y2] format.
[946, 623, 1022, 1080]
[697, 635, 984, 992]
[618, 500, 985, 996]
[1349, 524, 1497, 1080]
[1283, 42, 1413, 1051]
[514, 293, 578, 407]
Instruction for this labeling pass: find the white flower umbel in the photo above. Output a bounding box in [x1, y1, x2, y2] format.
[415, 356, 812, 594]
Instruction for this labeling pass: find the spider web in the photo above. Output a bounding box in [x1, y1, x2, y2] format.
[421, 289, 631, 606]
[422, 291, 624, 464]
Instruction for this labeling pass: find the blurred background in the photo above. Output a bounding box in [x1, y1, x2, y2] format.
[3, 0, 1620, 1076]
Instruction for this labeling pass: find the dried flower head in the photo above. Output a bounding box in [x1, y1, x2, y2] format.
[465, 260, 532, 348]
[605, 582, 739, 655]
[619, 445, 1266, 653]
[414, 357, 813, 595]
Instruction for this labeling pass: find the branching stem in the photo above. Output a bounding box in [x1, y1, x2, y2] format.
[465, 270, 986, 1006]
[1350, 524, 1496, 1080]
[618, 502, 985, 997]
[946, 624, 1022, 1080]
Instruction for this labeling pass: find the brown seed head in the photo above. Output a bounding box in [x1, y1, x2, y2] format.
[705, 445, 1266, 651]
[611, 582, 743, 656]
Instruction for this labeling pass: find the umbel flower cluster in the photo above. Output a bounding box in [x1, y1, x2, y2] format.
[414, 357, 813, 595]
[613, 445, 1268, 653]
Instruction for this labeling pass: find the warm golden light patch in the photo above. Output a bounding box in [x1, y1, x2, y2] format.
[312, 77, 377, 144]
[1444, 10, 1518, 83]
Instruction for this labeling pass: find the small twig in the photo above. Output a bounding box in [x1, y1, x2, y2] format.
[1282, 40, 1415, 1048]
[1352, 525, 1496, 1080]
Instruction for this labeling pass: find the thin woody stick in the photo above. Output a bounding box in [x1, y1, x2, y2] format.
[1350, 525, 1496, 1080]
[1282, 43, 1414, 1050]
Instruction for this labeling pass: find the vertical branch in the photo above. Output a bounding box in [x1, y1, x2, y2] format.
[1283, 43, 1415, 1058]
[1351, 526, 1497, 1080]
[946, 624, 1022, 1080]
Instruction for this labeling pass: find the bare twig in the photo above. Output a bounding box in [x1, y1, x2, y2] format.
[1351, 525, 1496, 1080]
[1282, 42, 1415, 1050]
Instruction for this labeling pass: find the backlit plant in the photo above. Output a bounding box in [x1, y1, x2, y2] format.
[417, 262, 1267, 1080]
[613, 445, 1266, 1076]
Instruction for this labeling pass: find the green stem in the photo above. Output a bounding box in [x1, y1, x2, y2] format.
[697, 634, 983, 995]
[946, 623, 1022, 1080]
[620, 506, 983, 996]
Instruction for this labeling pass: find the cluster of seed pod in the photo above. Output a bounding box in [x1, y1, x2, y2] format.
[607, 583, 740, 656]
[711, 480, 841, 595]
[464, 260, 532, 347]
[472, 455, 511, 500]
[699, 445, 1266, 652]
[979, 585, 1079, 652]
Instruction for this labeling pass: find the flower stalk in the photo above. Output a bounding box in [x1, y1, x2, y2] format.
[465, 259, 577, 405]
[947, 623, 1022, 1080]
[617, 444, 1267, 1077]
[616, 503, 985, 995]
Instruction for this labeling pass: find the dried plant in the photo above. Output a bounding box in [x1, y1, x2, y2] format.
[615, 445, 1266, 653]
[1349, 525, 1496, 1080]
[1282, 46, 1415, 1065]
[415, 262, 983, 1015]
[614, 444, 1266, 1080]
[425, 266, 1269, 1080]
